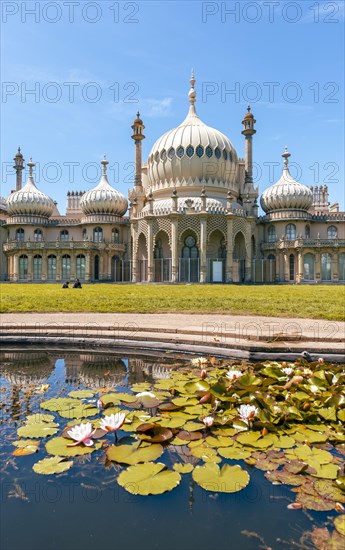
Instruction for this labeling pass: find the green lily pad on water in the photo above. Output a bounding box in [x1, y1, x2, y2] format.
[45, 437, 102, 457]
[173, 463, 194, 474]
[117, 462, 181, 495]
[68, 390, 95, 399]
[17, 422, 59, 439]
[192, 463, 250, 493]
[106, 441, 164, 465]
[33, 456, 73, 475]
[334, 515, 345, 536]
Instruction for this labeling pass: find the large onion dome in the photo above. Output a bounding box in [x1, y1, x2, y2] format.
[6, 159, 55, 218]
[260, 148, 313, 213]
[147, 71, 238, 190]
[80, 157, 128, 216]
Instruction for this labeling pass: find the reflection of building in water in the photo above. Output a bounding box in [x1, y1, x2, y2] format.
[79, 354, 127, 388]
[128, 358, 174, 384]
[0, 351, 53, 420]
[62, 353, 84, 384]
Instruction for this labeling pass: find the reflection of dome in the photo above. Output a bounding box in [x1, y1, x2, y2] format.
[79, 355, 127, 388]
[6, 160, 55, 218]
[142, 196, 226, 215]
[80, 157, 128, 216]
[130, 358, 173, 380]
[260, 148, 313, 213]
[147, 72, 238, 192]
[0, 352, 52, 385]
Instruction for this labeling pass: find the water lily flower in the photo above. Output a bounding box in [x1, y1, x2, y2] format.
[318, 357, 324, 363]
[238, 404, 258, 424]
[99, 412, 126, 433]
[136, 391, 156, 399]
[97, 398, 104, 409]
[202, 416, 214, 428]
[226, 368, 242, 381]
[67, 422, 95, 447]
[200, 368, 207, 379]
[191, 357, 208, 367]
[281, 367, 294, 376]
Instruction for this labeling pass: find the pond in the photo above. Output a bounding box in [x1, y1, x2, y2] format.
[0, 349, 344, 550]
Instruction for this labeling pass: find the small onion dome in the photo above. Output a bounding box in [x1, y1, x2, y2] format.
[243, 104, 255, 120]
[6, 159, 55, 217]
[80, 157, 128, 216]
[260, 148, 313, 213]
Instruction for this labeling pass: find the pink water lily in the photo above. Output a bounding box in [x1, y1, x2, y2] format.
[99, 412, 126, 433]
[200, 368, 207, 379]
[67, 422, 95, 447]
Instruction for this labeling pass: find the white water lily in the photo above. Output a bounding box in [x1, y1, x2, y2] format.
[136, 391, 156, 399]
[238, 404, 258, 424]
[226, 368, 242, 381]
[281, 367, 294, 376]
[202, 416, 214, 428]
[100, 412, 126, 433]
[67, 422, 95, 447]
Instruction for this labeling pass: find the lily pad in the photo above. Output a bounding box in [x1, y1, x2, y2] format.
[173, 463, 194, 474]
[45, 437, 102, 457]
[334, 515, 345, 536]
[136, 423, 173, 443]
[218, 447, 252, 460]
[106, 442, 163, 465]
[117, 462, 181, 495]
[25, 413, 56, 424]
[33, 456, 73, 475]
[68, 390, 95, 398]
[17, 422, 59, 439]
[192, 463, 250, 493]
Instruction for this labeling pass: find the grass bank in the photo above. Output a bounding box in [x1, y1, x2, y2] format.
[0, 284, 344, 320]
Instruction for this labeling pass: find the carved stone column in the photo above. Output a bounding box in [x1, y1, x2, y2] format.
[171, 217, 178, 282]
[226, 217, 233, 282]
[13, 254, 19, 281]
[28, 254, 33, 281]
[147, 220, 154, 283]
[199, 217, 207, 283]
[297, 249, 303, 283]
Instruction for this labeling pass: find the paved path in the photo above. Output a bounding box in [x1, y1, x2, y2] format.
[1, 313, 344, 361]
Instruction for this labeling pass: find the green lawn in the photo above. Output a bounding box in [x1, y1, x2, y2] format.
[0, 283, 344, 320]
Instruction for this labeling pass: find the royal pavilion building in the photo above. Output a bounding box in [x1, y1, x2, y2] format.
[1, 73, 344, 284]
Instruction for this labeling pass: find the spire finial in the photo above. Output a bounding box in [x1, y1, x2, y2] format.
[247, 103, 251, 112]
[136, 111, 140, 118]
[27, 157, 35, 177]
[188, 68, 196, 107]
[101, 154, 109, 175]
[282, 146, 291, 169]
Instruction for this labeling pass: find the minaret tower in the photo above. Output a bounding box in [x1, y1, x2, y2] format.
[241, 104, 256, 186]
[131, 112, 145, 188]
[13, 147, 24, 191]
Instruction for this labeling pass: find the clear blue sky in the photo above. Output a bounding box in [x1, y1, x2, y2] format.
[1, 0, 344, 212]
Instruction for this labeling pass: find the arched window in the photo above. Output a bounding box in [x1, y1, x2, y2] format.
[267, 225, 276, 242]
[286, 224, 296, 240]
[82, 229, 87, 241]
[218, 237, 226, 259]
[182, 235, 199, 259]
[34, 229, 43, 242]
[33, 255, 42, 280]
[327, 226, 337, 239]
[16, 228, 25, 242]
[60, 230, 69, 242]
[112, 228, 119, 244]
[19, 255, 28, 279]
[93, 227, 103, 242]
[321, 253, 332, 281]
[62, 254, 71, 281]
[289, 254, 295, 281]
[305, 225, 310, 238]
[339, 253, 345, 281]
[76, 254, 85, 280]
[303, 253, 315, 281]
[154, 238, 163, 259]
[48, 255, 57, 280]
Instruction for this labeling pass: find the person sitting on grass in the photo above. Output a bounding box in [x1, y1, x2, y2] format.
[73, 278, 82, 288]
[62, 281, 69, 288]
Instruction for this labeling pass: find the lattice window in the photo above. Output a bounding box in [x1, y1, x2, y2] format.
[207, 216, 227, 242]
[215, 147, 221, 159]
[177, 146, 184, 158]
[196, 145, 204, 158]
[186, 145, 194, 158]
[205, 146, 213, 158]
[178, 216, 200, 245]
